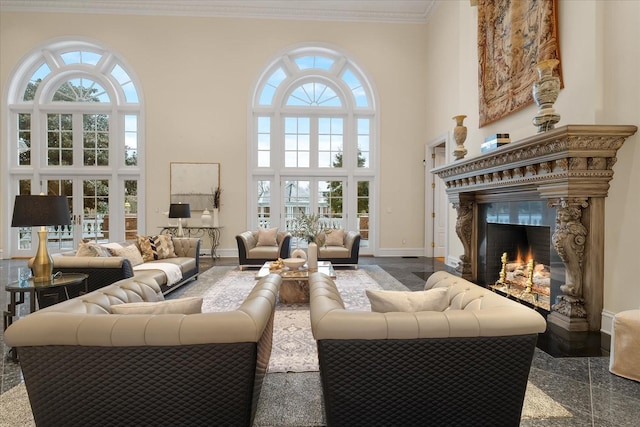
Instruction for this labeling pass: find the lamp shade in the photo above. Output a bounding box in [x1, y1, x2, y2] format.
[169, 203, 191, 219]
[11, 195, 71, 227]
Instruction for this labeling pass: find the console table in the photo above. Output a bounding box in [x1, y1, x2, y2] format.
[160, 226, 223, 259]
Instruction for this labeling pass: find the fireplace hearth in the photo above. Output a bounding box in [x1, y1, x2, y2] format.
[432, 125, 637, 331]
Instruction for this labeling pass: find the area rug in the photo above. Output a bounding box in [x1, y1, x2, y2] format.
[183, 265, 409, 373]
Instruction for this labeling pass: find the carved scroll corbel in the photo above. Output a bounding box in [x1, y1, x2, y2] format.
[549, 198, 589, 298]
[453, 199, 474, 278]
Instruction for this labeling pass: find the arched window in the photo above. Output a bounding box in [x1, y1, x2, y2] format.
[250, 45, 377, 253]
[4, 38, 144, 257]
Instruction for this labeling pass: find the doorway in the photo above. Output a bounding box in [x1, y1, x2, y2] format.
[425, 133, 449, 259]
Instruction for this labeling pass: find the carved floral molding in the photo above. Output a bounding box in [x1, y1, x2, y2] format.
[433, 125, 636, 199]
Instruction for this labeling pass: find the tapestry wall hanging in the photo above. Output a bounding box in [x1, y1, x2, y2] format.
[477, 0, 562, 127]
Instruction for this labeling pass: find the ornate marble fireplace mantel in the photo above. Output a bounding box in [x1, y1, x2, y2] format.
[432, 125, 637, 331]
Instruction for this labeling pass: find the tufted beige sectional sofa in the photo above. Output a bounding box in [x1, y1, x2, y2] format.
[309, 270, 547, 426]
[5, 273, 282, 427]
[47, 237, 200, 295]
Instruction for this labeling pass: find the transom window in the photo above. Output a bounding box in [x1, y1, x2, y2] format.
[287, 82, 341, 106]
[53, 78, 110, 102]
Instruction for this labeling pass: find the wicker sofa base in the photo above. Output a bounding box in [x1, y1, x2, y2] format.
[317, 334, 538, 427]
[18, 318, 273, 427]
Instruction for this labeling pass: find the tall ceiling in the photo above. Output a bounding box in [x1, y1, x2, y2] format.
[0, 1, 439, 24]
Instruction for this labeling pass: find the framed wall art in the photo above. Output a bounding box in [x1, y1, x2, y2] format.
[170, 162, 220, 211]
[477, 0, 563, 127]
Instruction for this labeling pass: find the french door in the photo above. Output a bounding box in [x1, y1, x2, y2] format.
[11, 176, 112, 257]
[253, 176, 372, 254]
[282, 178, 346, 247]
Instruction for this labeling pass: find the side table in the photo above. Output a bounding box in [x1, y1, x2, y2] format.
[4, 273, 89, 331]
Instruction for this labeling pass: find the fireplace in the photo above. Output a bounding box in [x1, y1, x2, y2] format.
[431, 125, 637, 331]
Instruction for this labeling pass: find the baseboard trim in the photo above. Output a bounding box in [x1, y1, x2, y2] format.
[374, 248, 426, 257]
[446, 255, 459, 269]
[601, 310, 615, 336]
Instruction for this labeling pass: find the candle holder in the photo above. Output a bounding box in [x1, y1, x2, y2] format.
[498, 252, 507, 285]
[525, 259, 534, 293]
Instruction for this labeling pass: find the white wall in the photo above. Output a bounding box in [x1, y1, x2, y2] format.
[0, 12, 428, 256]
[424, 1, 640, 326]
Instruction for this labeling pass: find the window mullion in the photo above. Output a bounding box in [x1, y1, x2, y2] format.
[74, 113, 83, 167]
[310, 116, 318, 169]
[272, 114, 281, 170]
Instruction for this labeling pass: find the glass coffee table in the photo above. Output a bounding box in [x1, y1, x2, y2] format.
[256, 261, 335, 304]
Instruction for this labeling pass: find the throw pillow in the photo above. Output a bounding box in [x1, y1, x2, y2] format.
[324, 229, 345, 246]
[136, 234, 177, 262]
[256, 227, 278, 246]
[366, 287, 449, 313]
[108, 244, 145, 267]
[101, 242, 124, 250]
[76, 241, 112, 257]
[93, 244, 113, 257]
[111, 297, 203, 315]
[76, 241, 98, 257]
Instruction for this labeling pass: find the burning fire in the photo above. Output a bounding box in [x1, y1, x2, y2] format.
[513, 248, 534, 265]
[499, 249, 550, 296]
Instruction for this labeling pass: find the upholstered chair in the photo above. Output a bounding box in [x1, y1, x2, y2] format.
[316, 230, 360, 267]
[236, 229, 291, 270]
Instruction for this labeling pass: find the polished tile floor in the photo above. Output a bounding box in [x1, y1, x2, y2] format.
[1, 256, 639, 425]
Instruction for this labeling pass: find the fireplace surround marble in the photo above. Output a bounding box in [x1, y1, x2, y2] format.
[432, 125, 637, 332]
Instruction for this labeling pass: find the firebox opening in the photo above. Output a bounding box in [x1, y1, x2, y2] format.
[483, 223, 552, 310]
[477, 200, 563, 312]
[484, 223, 551, 285]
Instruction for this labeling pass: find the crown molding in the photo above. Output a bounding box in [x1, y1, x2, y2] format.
[0, 1, 438, 24]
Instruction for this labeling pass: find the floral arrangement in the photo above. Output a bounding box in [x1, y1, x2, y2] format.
[293, 212, 324, 244]
[210, 187, 222, 209]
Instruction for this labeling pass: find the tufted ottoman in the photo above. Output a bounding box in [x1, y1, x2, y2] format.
[609, 309, 640, 382]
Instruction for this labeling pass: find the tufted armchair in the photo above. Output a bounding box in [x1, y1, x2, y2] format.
[236, 230, 291, 270]
[316, 230, 361, 267]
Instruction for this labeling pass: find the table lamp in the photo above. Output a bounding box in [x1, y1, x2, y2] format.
[11, 195, 71, 283]
[169, 203, 190, 237]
